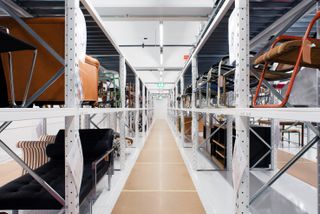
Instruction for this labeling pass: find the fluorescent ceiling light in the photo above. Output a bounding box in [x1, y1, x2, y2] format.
[159, 21, 163, 48]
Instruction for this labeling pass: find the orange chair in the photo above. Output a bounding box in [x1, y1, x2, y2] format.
[253, 11, 320, 108]
[0, 17, 99, 106]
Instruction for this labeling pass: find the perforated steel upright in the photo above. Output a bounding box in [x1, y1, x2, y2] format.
[135, 75, 140, 140]
[146, 89, 149, 131]
[142, 84, 146, 134]
[180, 77, 185, 146]
[65, 0, 82, 212]
[191, 56, 199, 170]
[234, 0, 250, 212]
[119, 55, 126, 169]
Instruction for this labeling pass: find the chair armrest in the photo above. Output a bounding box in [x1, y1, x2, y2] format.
[91, 148, 114, 170]
[91, 148, 114, 195]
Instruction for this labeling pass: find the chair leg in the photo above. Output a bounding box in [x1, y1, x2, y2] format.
[107, 167, 112, 191]
[288, 133, 291, 145]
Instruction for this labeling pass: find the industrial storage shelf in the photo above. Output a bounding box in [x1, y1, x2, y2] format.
[0, 108, 76, 122]
[171, 108, 320, 123]
[170, 0, 320, 213]
[0, 0, 154, 213]
[0, 108, 151, 122]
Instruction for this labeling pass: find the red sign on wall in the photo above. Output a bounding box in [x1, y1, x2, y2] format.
[183, 55, 189, 61]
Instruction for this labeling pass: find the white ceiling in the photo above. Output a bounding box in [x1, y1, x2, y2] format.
[93, 0, 213, 90]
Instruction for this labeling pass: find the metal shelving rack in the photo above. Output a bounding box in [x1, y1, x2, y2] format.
[0, 0, 153, 213]
[169, 0, 320, 213]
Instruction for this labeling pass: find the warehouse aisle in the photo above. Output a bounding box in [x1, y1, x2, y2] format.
[112, 119, 205, 214]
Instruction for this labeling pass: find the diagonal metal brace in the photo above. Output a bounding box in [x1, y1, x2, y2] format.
[250, 136, 320, 204]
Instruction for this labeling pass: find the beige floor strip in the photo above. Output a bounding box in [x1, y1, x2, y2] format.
[112, 119, 205, 214]
[277, 149, 316, 187]
[0, 160, 22, 186]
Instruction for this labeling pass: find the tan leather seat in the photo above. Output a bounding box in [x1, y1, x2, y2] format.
[0, 17, 98, 105]
[254, 39, 320, 69]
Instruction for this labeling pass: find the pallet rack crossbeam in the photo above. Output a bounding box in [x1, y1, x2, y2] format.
[251, 71, 320, 137]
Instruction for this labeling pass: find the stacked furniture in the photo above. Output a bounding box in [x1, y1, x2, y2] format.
[208, 124, 271, 169]
[0, 129, 114, 210]
[176, 115, 204, 135]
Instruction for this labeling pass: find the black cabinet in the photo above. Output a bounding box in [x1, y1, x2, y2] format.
[207, 125, 271, 169]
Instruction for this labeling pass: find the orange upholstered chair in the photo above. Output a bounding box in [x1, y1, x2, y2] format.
[0, 17, 99, 105]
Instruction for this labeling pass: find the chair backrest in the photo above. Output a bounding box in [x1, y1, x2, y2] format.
[46, 129, 114, 162]
[0, 17, 65, 103]
[0, 17, 99, 104]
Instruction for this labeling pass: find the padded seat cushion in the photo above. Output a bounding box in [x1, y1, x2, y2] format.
[254, 40, 320, 69]
[0, 161, 95, 210]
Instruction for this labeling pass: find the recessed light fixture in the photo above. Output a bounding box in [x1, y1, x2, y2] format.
[159, 21, 164, 67]
[159, 21, 163, 48]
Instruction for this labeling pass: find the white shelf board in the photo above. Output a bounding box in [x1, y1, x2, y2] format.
[0, 107, 154, 122]
[0, 108, 76, 122]
[171, 108, 320, 123]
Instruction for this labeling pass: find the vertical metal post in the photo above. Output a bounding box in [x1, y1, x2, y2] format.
[142, 84, 146, 135]
[42, 118, 47, 136]
[119, 55, 126, 169]
[135, 76, 140, 141]
[146, 89, 149, 132]
[65, 0, 82, 212]
[83, 114, 90, 129]
[271, 119, 280, 170]
[192, 56, 199, 170]
[180, 77, 185, 146]
[226, 116, 233, 170]
[234, 0, 250, 213]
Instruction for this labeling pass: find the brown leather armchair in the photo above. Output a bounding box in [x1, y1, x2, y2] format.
[0, 17, 98, 105]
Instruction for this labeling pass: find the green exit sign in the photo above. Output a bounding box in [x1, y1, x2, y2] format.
[157, 82, 165, 88]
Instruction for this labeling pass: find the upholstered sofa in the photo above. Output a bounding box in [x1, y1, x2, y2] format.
[0, 129, 114, 210]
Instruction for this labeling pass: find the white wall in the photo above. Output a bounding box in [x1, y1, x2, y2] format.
[153, 97, 168, 120]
